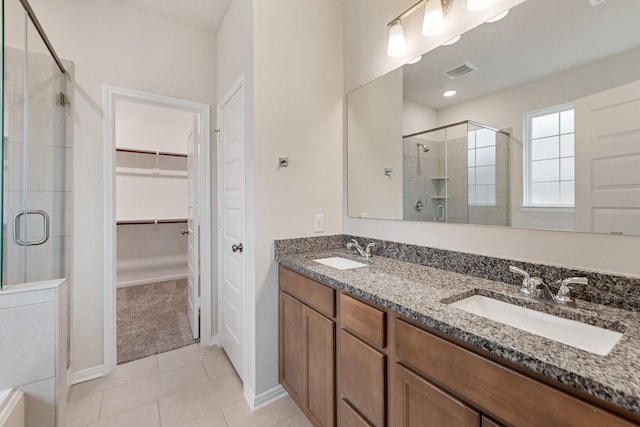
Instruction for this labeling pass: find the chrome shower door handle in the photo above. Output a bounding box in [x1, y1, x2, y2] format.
[13, 210, 50, 246]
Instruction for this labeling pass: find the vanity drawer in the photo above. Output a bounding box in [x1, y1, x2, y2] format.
[279, 267, 335, 318]
[340, 330, 386, 427]
[395, 319, 636, 427]
[340, 293, 386, 349]
[338, 399, 373, 427]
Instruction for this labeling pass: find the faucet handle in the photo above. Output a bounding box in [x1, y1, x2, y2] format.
[509, 266, 536, 295]
[556, 277, 588, 304]
[364, 243, 375, 257]
[509, 265, 530, 280]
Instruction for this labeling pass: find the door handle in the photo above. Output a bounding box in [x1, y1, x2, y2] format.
[13, 210, 50, 246]
[232, 243, 244, 253]
[181, 229, 189, 235]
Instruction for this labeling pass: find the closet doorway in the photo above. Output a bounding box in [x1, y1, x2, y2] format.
[103, 87, 212, 372]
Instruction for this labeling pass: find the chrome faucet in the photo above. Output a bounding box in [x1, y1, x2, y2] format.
[509, 266, 542, 296]
[509, 266, 588, 306]
[555, 277, 589, 306]
[346, 239, 375, 258]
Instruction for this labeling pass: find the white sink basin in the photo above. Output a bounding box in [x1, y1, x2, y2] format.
[313, 257, 369, 270]
[449, 295, 622, 356]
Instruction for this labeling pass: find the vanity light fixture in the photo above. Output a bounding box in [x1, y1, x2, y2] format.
[387, 19, 407, 57]
[467, 0, 492, 11]
[406, 55, 423, 64]
[443, 90, 457, 97]
[442, 35, 461, 46]
[386, 0, 453, 57]
[423, 0, 446, 36]
[486, 9, 509, 22]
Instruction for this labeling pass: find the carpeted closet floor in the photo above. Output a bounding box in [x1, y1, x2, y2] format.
[117, 279, 198, 364]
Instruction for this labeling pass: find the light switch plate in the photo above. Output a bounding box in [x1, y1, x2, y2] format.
[314, 214, 324, 233]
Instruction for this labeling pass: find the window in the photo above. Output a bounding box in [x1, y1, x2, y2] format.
[524, 104, 575, 207]
[467, 128, 496, 206]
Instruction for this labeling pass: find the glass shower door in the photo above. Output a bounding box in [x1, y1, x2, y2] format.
[2, 0, 69, 288]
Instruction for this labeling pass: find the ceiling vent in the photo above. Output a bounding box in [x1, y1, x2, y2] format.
[442, 61, 478, 80]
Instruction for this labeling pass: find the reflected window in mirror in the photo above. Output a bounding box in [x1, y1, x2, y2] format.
[524, 104, 575, 208]
[467, 128, 496, 206]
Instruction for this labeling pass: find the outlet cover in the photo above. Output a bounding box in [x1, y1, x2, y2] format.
[314, 214, 324, 233]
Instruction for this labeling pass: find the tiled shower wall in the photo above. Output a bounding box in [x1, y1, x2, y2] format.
[402, 128, 510, 226]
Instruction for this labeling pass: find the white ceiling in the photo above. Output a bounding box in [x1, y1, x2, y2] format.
[402, 0, 640, 110]
[110, 0, 232, 33]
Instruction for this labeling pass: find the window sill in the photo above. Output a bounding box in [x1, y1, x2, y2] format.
[519, 206, 574, 213]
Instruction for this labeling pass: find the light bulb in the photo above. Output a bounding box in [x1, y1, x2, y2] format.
[467, 0, 492, 11]
[422, 0, 445, 37]
[387, 20, 406, 57]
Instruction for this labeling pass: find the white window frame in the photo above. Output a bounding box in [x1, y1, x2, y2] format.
[523, 103, 575, 208]
[467, 128, 497, 207]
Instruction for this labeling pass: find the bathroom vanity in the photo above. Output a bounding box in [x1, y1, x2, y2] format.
[277, 237, 640, 427]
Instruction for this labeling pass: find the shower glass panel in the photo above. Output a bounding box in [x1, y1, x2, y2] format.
[403, 121, 509, 225]
[1, 0, 71, 289]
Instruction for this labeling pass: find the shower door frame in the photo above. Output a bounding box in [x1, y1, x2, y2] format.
[102, 86, 212, 376]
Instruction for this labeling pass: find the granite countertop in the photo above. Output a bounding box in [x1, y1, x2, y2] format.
[277, 248, 640, 416]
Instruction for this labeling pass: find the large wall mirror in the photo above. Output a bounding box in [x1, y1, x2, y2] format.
[347, 0, 640, 236]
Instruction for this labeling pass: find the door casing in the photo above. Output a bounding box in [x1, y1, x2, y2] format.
[102, 85, 212, 375]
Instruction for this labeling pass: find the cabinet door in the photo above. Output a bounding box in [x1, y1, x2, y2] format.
[394, 364, 480, 427]
[339, 399, 374, 427]
[305, 306, 335, 427]
[339, 330, 386, 427]
[481, 416, 504, 427]
[280, 291, 304, 406]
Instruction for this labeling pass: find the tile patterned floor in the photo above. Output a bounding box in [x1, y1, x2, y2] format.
[66, 344, 312, 427]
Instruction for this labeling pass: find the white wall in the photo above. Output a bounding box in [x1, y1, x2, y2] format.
[403, 100, 437, 135]
[116, 223, 187, 287]
[252, 0, 343, 396]
[217, 0, 343, 398]
[343, 0, 640, 278]
[115, 100, 193, 153]
[30, 0, 217, 375]
[348, 68, 403, 219]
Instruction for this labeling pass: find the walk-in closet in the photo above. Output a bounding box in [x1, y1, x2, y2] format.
[114, 99, 198, 364]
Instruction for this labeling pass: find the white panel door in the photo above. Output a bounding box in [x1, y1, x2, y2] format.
[218, 84, 245, 378]
[187, 115, 200, 339]
[575, 80, 640, 235]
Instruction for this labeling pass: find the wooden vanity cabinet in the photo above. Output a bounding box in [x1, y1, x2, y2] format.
[279, 267, 336, 427]
[394, 364, 480, 427]
[394, 319, 637, 427]
[279, 266, 639, 427]
[338, 294, 388, 427]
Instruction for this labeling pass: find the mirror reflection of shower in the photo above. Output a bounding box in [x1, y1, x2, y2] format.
[402, 120, 511, 225]
[416, 143, 430, 154]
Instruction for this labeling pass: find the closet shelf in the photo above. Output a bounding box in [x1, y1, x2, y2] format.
[116, 147, 188, 158]
[117, 218, 188, 225]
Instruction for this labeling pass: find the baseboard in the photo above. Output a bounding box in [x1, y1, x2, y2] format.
[116, 274, 187, 288]
[204, 334, 219, 346]
[244, 384, 287, 411]
[0, 390, 24, 427]
[69, 365, 104, 385]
